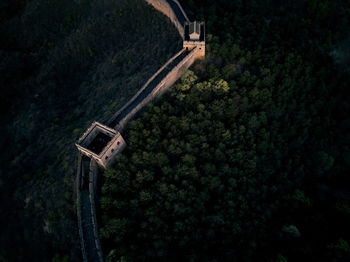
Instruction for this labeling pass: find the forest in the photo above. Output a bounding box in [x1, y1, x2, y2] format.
[100, 0, 350, 261]
[0, 0, 181, 261]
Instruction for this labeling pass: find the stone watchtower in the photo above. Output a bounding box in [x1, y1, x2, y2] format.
[183, 21, 205, 58]
[75, 122, 126, 169]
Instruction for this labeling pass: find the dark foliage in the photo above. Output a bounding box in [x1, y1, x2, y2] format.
[100, 0, 350, 261]
[0, 0, 181, 261]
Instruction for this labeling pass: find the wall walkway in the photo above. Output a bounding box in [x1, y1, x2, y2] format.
[77, 155, 104, 262]
[108, 47, 196, 131]
[145, 0, 189, 37]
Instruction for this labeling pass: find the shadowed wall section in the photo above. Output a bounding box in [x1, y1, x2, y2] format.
[108, 47, 197, 131]
[77, 156, 103, 262]
[145, 0, 189, 37]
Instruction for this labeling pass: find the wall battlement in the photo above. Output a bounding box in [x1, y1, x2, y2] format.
[76, 156, 104, 262]
[76, 122, 126, 169]
[109, 47, 197, 132]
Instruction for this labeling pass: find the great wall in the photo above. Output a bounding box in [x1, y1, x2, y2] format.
[75, 1, 205, 261]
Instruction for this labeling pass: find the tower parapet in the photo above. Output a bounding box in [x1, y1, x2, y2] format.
[75, 122, 126, 169]
[183, 21, 205, 58]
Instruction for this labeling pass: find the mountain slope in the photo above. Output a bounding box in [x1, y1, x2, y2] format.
[0, 0, 182, 260]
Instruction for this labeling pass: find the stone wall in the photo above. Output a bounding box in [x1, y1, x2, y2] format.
[183, 41, 205, 58]
[145, 0, 188, 37]
[78, 122, 116, 148]
[114, 47, 197, 131]
[88, 160, 104, 262]
[109, 47, 184, 130]
[96, 134, 126, 169]
[153, 47, 197, 96]
[172, 0, 190, 21]
[76, 155, 104, 262]
[76, 154, 87, 262]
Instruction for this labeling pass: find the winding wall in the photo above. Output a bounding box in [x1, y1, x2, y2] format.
[108, 47, 197, 131]
[145, 0, 189, 37]
[77, 0, 201, 261]
[77, 155, 104, 262]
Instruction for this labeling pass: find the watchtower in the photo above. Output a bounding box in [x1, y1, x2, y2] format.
[75, 122, 126, 169]
[183, 21, 205, 58]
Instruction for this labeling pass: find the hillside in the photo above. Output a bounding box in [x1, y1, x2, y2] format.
[0, 0, 182, 260]
[100, 0, 350, 261]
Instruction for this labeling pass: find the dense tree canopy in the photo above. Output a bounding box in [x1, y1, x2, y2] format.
[100, 0, 350, 261]
[0, 0, 349, 261]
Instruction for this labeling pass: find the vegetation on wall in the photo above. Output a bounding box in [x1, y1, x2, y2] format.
[0, 0, 181, 261]
[100, 0, 350, 261]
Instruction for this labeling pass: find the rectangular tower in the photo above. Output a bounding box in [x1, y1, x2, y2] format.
[76, 122, 126, 169]
[183, 21, 205, 58]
